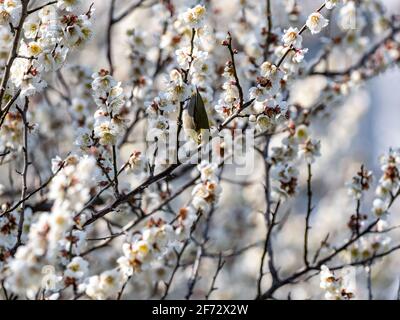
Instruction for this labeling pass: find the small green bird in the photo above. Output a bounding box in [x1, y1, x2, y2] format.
[183, 88, 210, 143]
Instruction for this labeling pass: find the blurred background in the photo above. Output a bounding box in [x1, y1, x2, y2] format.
[371, 0, 400, 161]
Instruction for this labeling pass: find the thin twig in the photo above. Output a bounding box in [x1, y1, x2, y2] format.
[0, 160, 65, 218]
[10, 99, 29, 256]
[309, 25, 400, 77]
[117, 276, 131, 300]
[226, 32, 244, 108]
[162, 213, 201, 299]
[257, 200, 281, 298]
[112, 0, 146, 24]
[81, 98, 254, 228]
[27, 0, 57, 14]
[0, 90, 21, 128]
[112, 145, 119, 195]
[0, 0, 29, 117]
[161, 241, 189, 300]
[185, 245, 202, 300]
[106, 0, 116, 75]
[263, 0, 273, 61]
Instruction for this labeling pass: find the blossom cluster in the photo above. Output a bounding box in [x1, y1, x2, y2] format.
[1, 2, 93, 153]
[345, 150, 400, 263]
[269, 125, 321, 198]
[91, 70, 126, 146]
[3, 154, 100, 298]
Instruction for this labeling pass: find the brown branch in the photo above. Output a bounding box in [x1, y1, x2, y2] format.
[309, 25, 400, 77]
[203, 241, 264, 259]
[176, 28, 196, 164]
[117, 276, 131, 300]
[106, 0, 116, 75]
[263, 0, 273, 61]
[0, 160, 65, 218]
[258, 218, 380, 299]
[259, 189, 400, 300]
[161, 240, 189, 300]
[75, 161, 130, 219]
[257, 200, 281, 298]
[118, 108, 143, 148]
[82, 163, 180, 227]
[10, 98, 29, 256]
[81, 97, 259, 228]
[226, 32, 244, 108]
[106, 0, 151, 74]
[205, 253, 225, 300]
[185, 245, 203, 300]
[0, 89, 21, 128]
[27, 0, 57, 14]
[112, 145, 119, 195]
[161, 213, 201, 299]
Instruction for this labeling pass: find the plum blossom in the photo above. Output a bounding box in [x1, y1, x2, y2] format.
[306, 12, 329, 34]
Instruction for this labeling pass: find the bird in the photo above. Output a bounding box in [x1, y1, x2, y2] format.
[182, 88, 210, 144]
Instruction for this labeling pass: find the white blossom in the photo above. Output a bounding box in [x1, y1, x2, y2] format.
[306, 12, 329, 34]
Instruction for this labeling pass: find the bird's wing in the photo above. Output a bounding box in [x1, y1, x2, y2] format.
[193, 88, 210, 131]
